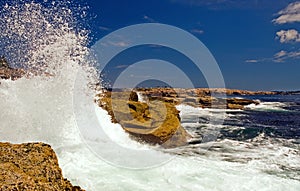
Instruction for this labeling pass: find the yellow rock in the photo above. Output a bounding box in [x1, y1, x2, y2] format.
[97, 91, 189, 147]
[0, 142, 84, 191]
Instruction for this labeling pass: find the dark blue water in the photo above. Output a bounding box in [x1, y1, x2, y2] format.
[179, 94, 300, 144]
[222, 94, 300, 141]
[173, 95, 300, 182]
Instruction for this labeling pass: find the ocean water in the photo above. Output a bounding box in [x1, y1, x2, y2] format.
[0, 1, 300, 191]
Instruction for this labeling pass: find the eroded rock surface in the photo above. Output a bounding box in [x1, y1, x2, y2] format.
[98, 91, 190, 147]
[0, 142, 84, 191]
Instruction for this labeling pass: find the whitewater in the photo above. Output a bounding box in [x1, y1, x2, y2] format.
[0, 1, 299, 190]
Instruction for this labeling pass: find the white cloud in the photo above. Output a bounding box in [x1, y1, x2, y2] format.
[276, 29, 300, 43]
[245, 59, 259, 63]
[273, 1, 300, 24]
[274, 50, 300, 62]
[289, 51, 300, 58]
[274, 50, 288, 58]
[114, 64, 129, 69]
[246, 50, 300, 63]
[191, 29, 204, 35]
[143, 15, 156, 22]
[99, 26, 111, 31]
[100, 40, 130, 47]
[108, 41, 129, 47]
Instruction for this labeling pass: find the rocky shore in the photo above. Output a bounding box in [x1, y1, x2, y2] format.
[0, 142, 84, 191]
[96, 87, 263, 147]
[97, 91, 190, 148]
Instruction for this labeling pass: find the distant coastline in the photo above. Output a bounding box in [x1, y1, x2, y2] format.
[101, 87, 300, 96]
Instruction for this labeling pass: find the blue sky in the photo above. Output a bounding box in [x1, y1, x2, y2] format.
[85, 0, 300, 91]
[1, 0, 300, 90]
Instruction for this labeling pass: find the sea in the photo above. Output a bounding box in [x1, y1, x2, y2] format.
[0, 1, 299, 191]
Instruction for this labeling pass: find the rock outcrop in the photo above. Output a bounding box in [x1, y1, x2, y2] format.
[135, 88, 261, 109]
[98, 91, 190, 147]
[97, 88, 264, 147]
[0, 142, 84, 191]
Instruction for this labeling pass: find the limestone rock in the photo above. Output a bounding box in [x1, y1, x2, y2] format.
[0, 142, 84, 191]
[97, 91, 190, 147]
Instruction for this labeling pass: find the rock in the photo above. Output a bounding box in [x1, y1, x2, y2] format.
[96, 88, 264, 147]
[198, 96, 216, 108]
[97, 91, 190, 147]
[227, 98, 259, 106]
[0, 142, 85, 191]
[0, 57, 26, 80]
[129, 91, 139, 102]
[0, 67, 26, 80]
[149, 96, 180, 104]
[0, 57, 9, 68]
[132, 88, 262, 109]
[227, 103, 244, 110]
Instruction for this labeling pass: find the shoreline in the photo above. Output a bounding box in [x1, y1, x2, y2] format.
[101, 87, 300, 96]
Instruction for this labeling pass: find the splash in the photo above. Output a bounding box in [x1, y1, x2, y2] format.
[0, 0, 90, 75]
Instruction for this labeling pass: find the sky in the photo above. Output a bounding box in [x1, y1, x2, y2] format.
[85, 0, 300, 91]
[1, 0, 300, 90]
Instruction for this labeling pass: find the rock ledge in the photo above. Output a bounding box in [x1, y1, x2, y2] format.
[0, 142, 84, 191]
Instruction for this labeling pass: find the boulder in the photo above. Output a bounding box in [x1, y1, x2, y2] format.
[0, 142, 84, 191]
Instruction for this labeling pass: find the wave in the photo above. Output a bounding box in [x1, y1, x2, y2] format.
[245, 101, 288, 112]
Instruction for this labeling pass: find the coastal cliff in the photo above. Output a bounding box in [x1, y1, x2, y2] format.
[0, 142, 84, 191]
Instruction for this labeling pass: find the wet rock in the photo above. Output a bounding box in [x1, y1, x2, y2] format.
[97, 91, 190, 147]
[0, 57, 26, 80]
[129, 91, 138, 102]
[227, 98, 259, 106]
[227, 103, 244, 110]
[0, 67, 26, 80]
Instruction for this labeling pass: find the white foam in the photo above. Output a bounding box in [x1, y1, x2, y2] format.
[94, 103, 151, 150]
[245, 102, 288, 112]
[137, 91, 147, 103]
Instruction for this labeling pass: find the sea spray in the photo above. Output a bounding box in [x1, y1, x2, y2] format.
[0, 1, 90, 74]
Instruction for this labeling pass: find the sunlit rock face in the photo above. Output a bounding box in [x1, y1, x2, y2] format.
[0, 142, 85, 191]
[97, 90, 190, 148]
